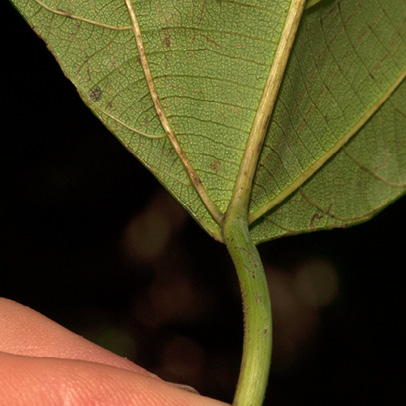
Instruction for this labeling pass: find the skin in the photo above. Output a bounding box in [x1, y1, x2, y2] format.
[0, 298, 230, 406]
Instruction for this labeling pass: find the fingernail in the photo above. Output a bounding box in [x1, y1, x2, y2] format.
[168, 382, 200, 395]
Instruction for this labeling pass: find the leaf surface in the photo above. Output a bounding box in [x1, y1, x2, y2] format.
[10, 0, 406, 243]
[249, 0, 406, 241]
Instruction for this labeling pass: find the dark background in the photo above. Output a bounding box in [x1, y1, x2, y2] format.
[2, 2, 405, 404]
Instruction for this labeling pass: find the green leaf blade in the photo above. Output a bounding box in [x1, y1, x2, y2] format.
[11, 0, 296, 241]
[10, 0, 405, 244]
[249, 0, 406, 242]
[137, 0, 293, 215]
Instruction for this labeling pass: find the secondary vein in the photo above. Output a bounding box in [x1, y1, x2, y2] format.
[249, 68, 406, 224]
[34, 0, 131, 30]
[124, 0, 223, 226]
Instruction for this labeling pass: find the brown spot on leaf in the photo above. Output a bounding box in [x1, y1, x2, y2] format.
[163, 30, 171, 48]
[310, 204, 332, 230]
[209, 159, 221, 174]
[310, 213, 323, 230]
[89, 86, 102, 102]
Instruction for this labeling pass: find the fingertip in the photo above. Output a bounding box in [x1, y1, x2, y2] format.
[0, 298, 152, 376]
[0, 353, 230, 406]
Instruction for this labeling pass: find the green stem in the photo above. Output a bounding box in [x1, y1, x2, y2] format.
[222, 2, 306, 404]
[223, 207, 272, 406]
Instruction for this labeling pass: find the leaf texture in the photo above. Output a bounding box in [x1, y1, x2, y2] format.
[249, 0, 406, 242]
[10, 0, 406, 244]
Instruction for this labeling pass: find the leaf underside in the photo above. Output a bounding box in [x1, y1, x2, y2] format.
[11, 0, 406, 244]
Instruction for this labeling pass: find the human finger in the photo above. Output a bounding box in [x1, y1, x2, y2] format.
[0, 298, 152, 375]
[0, 351, 229, 406]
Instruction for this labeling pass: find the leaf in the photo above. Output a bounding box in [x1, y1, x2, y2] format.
[249, 0, 406, 242]
[10, 0, 405, 244]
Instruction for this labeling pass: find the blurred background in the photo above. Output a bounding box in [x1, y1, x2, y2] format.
[2, 2, 405, 404]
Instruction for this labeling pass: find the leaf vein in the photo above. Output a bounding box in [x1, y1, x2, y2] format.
[33, 0, 132, 31]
